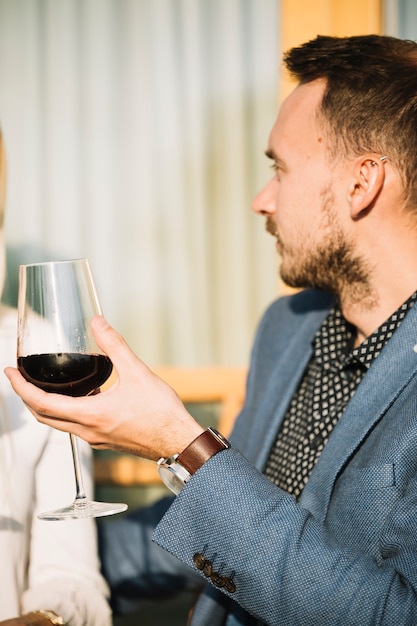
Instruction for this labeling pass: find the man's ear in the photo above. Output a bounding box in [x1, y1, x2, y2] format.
[348, 155, 387, 219]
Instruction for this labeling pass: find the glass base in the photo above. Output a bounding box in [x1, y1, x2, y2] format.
[38, 499, 128, 521]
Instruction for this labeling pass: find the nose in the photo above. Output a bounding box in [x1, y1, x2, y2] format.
[251, 177, 277, 216]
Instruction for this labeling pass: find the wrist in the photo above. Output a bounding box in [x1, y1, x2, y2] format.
[167, 424, 205, 460]
[177, 428, 230, 474]
[157, 427, 230, 494]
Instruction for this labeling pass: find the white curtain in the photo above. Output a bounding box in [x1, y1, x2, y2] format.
[0, 0, 280, 366]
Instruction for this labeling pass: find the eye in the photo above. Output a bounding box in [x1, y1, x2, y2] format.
[270, 163, 281, 180]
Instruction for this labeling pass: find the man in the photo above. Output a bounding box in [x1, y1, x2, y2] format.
[6, 34, 417, 624]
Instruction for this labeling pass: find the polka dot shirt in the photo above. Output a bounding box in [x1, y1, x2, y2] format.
[264, 292, 417, 499]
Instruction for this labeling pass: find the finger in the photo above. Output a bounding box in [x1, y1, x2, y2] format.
[4, 367, 93, 424]
[4, 367, 107, 444]
[90, 316, 146, 373]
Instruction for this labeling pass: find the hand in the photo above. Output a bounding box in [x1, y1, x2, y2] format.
[5, 316, 203, 460]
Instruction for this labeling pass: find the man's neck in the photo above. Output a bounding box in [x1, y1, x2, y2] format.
[341, 287, 417, 347]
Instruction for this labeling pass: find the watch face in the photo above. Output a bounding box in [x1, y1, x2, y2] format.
[159, 467, 184, 495]
[157, 461, 191, 495]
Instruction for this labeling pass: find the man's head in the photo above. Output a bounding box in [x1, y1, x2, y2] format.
[254, 78, 375, 300]
[284, 34, 417, 208]
[253, 35, 417, 301]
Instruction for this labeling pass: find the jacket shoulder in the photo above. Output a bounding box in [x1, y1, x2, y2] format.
[246, 289, 335, 379]
[259, 289, 335, 337]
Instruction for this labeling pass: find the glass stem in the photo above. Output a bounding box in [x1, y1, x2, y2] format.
[69, 433, 88, 502]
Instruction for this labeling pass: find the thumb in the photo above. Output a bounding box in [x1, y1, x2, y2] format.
[91, 316, 139, 371]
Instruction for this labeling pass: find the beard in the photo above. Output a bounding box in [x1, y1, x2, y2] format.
[266, 186, 372, 301]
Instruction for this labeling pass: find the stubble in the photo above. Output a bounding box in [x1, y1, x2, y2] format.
[266, 186, 375, 305]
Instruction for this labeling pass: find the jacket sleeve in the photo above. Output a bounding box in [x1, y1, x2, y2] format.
[153, 448, 417, 625]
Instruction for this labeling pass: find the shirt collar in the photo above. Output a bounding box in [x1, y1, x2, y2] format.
[313, 291, 417, 371]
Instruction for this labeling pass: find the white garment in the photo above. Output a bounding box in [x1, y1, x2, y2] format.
[0, 304, 112, 624]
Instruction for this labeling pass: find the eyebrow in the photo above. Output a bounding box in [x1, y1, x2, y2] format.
[265, 149, 288, 171]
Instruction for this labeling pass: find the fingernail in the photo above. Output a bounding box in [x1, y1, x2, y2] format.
[93, 315, 110, 331]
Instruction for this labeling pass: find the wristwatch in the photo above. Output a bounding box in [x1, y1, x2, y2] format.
[157, 427, 230, 495]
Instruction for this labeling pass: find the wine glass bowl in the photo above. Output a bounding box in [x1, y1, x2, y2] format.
[17, 352, 113, 397]
[17, 259, 128, 520]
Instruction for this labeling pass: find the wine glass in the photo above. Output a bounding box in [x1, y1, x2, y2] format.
[17, 258, 128, 520]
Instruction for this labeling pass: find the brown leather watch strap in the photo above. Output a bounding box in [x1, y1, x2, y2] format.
[177, 428, 230, 475]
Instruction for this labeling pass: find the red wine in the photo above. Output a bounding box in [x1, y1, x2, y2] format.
[18, 353, 113, 397]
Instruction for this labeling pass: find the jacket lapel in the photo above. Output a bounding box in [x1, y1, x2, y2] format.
[301, 302, 417, 521]
[245, 300, 332, 470]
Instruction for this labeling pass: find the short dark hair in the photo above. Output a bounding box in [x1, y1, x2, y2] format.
[284, 35, 417, 207]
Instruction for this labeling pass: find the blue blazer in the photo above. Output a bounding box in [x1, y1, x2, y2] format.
[102, 289, 417, 625]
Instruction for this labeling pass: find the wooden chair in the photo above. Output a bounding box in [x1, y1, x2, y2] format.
[94, 366, 247, 487]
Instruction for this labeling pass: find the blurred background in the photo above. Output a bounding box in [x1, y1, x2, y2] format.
[0, 0, 279, 368]
[0, 0, 416, 370]
[2, 1, 417, 624]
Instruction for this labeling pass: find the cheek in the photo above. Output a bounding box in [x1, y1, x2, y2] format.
[280, 172, 328, 219]
[275, 183, 308, 226]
